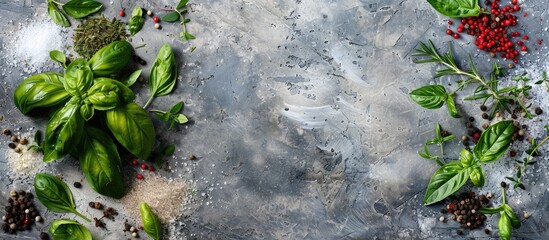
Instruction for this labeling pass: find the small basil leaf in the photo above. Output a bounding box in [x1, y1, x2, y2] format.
[427, 0, 481, 18]
[49, 219, 93, 240]
[43, 99, 85, 162]
[163, 144, 176, 156]
[121, 69, 142, 87]
[474, 120, 515, 163]
[149, 44, 177, 97]
[80, 126, 124, 198]
[80, 103, 94, 121]
[129, 7, 144, 36]
[469, 165, 486, 187]
[48, 2, 70, 27]
[409, 85, 448, 109]
[140, 202, 162, 240]
[169, 101, 184, 114]
[87, 78, 135, 110]
[503, 204, 521, 228]
[459, 149, 474, 167]
[34, 173, 90, 221]
[423, 161, 471, 205]
[173, 114, 188, 124]
[498, 212, 512, 240]
[88, 41, 132, 77]
[160, 112, 171, 122]
[49, 50, 66, 66]
[446, 95, 461, 118]
[62, 0, 103, 19]
[64, 58, 93, 96]
[14, 72, 70, 114]
[181, 31, 195, 40]
[105, 102, 155, 159]
[161, 11, 180, 22]
[177, 0, 189, 9]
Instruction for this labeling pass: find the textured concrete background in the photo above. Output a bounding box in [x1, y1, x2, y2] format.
[1, 0, 549, 239]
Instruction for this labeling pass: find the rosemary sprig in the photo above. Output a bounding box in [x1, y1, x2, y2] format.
[418, 123, 455, 166]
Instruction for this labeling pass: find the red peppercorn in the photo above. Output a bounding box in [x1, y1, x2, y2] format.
[148, 166, 155, 171]
[513, 5, 520, 11]
[136, 174, 144, 180]
[131, 159, 138, 165]
[140, 163, 147, 169]
[446, 29, 453, 35]
[523, 35, 529, 40]
[119, 10, 125, 17]
[538, 39, 543, 45]
[153, 16, 160, 23]
[521, 46, 527, 51]
[448, 20, 453, 25]
[473, 132, 481, 140]
[512, 0, 518, 5]
[453, 33, 460, 39]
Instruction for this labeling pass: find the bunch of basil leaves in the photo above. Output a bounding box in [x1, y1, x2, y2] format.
[14, 40, 156, 199]
[426, 0, 481, 18]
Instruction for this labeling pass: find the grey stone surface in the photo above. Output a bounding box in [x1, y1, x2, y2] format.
[1, 0, 549, 239]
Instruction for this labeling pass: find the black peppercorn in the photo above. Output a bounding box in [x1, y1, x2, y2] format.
[480, 105, 487, 111]
[501, 181, 507, 188]
[484, 228, 491, 234]
[535, 107, 543, 115]
[40, 231, 50, 240]
[482, 113, 489, 119]
[469, 117, 475, 122]
[8, 143, 16, 149]
[73, 182, 82, 188]
[456, 229, 463, 235]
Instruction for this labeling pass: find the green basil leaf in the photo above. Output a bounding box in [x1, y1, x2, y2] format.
[80, 126, 124, 198]
[14, 72, 71, 114]
[129, 7, 144, 36]
[181, 31, 195, 40]
[498, 212, 512, 240]
[80, 103, 94, 121]
[43, 99, 85, 162]
[149, 43, 177, 97]
[48, 2, 70, 27]
[105, 102, 155, 159]
[121, 69, 142, 87]
[49, 219, 92, 240]
[446, 95, 461, 118]
[161, 11, 180, 22]
[169, 101, 184, 114]
[163, 144, 176, 156]
[423, 161, 471, 205]
[469, 165, 485, 187]
[427, 0, 481, 18]
[62, 0, 102, 19]
[64, 58, 93, 96]
[173, 114, 188, 124]
[409, 85, 448, 109]
[503, 204, 521, 228]
[474, 120, 515, 163]
[88, 41, 132, 77]
[34, 173, 90, 221]
[177, 0, 189, 9]
[49, 50, 66, 66]
[140, 202, 162, 240]
[459, 149, 474, 167]
[87, 78, 135, 110]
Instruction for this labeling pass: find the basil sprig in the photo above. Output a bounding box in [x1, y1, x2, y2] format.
[423, 121, 514, 205]
[144, 43, 178, 108]
[480, 189, 521, 240]
[14, 40, 160, 198]
[140, 202, 162, 240]
[34, 173, 90, 222]
[129, 7, 145, 36]
[409, 84, 460, 118]
[49, 219, 93, 240]
[47, 0, 103, 27]
[427, 0, 481, 18]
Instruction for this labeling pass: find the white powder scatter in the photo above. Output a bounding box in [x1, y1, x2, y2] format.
[4, 130, 46, 177]
[8, 20, 70, 73]
[122, 173, 188, 224]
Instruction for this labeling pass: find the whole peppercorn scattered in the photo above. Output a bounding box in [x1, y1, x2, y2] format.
[94, 202, 103, 210]
[482, 113, 489, 119]
[189, 154, 197, 160]
[3, 128, 11, 135]
[524, 212, 529, 219]
[19, 138, 27, 145]
[40, 232, 50, 240]
[153, 16, 160, 23]
[131, 159, 138, 165]
[3, 189, 42, 234]
[456, 229, 463, 235]
[140, 163, 147, 170]
[14, 148, 21, 153]
[147, 10, 153, 16]
[473, 132, 481, 140]
[8, 143, 16, 149]
[73, 182, 82, 188]
[480, 105, 487, 112]
[461, 135, 468, 141]
[154, 23, 161, 29]
[10, 136, 18, 142]
[484, 228, 491, 234]
[468, 117, 475, 122]
[535, 107, 543, 115]
[501, 181, 507, 188]
[148, 166, 155, 171]
[510, 150, 517, 157]
[136, 174, 144, 180]
[119, 10, 125, 17]
[132, 232, 139, 238]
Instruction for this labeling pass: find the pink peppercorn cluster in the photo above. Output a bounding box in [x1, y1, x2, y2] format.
[131, 159, 155, 180]
[445, 0, 542, 63]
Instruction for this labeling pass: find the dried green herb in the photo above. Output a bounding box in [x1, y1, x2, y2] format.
[73, 15, 127, 59]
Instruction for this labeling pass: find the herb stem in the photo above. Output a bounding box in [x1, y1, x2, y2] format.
[50, 0, 64, 6]
[442, 62, 500, 100]
[501, 188, 506, 205]
[143, 95, 154, 109]
[73, 210, 91, 222]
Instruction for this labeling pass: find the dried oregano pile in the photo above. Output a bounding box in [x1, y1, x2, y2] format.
[73, 15, 127, 59]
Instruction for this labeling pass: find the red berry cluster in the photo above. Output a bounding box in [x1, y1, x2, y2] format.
[445, 0, 540, 63]
[131, 159, 155, 180]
